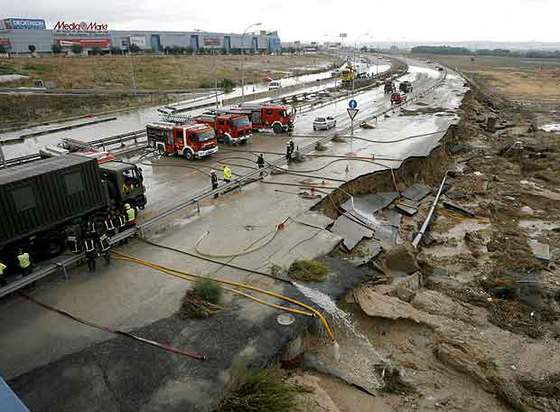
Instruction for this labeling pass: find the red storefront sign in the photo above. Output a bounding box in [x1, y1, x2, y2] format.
[0, 38, 10, 47]
[58, 39, 111, 48]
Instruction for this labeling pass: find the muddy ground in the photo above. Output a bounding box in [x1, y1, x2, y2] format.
[286, 68, 560, 410]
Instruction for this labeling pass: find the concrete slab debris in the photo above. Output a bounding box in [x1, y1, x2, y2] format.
[528, 240, 551, 263]
[443, 201, 475, 217]
[401, 184, 432, 203]
[395, 198, 418, 216]
[330, 212, 374, 251]
[340, 192, 398, 221]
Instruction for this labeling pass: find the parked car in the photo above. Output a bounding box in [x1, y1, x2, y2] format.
[268, 80, 282, 90]
[313, 116, 336, 131]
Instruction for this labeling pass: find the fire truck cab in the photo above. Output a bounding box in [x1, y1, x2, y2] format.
[221, 104, 295, 134]
[194, 113, 252, 145]
[146, 122, 218, 160]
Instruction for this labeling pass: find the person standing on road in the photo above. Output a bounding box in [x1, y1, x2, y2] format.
[17, 249, 32, 276]
[124, 203, 136, 227]
[223, 165, 232, 183]
[84, 236, 97, 273]
[0, 260, 7, 286]
[97, 232, 111, 266]
[257, 154, 265, 177]
[289, 139, 295, 154]
[210, 170, 219, 198]
[286, 142, 292, 162]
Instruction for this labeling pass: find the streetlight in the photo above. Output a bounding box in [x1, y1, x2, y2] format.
[352, 32, 369, 97]
[240, 22, 262, 100]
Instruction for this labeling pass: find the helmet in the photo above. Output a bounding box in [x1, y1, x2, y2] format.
[210, 170, 216, 174]
[124, 203, 131, 210]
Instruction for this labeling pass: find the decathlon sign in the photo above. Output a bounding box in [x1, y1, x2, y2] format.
[54, 21, 108, 33]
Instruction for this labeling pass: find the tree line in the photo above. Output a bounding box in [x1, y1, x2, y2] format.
[411, 45, 560, 59]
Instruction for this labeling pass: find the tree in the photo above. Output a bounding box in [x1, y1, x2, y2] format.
[91, 47, 102, 55]
[0, 45, 6, 54]
[110, 46, 122, 55]
[51, 44, 62, 54]
[28, 44, 36, 54]
[71, 44, 83, 55]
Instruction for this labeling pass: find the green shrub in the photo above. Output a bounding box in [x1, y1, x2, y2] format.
[218, 369, 307, 412]
[288, 260, 328, 282]
[193, 279, 222, 304]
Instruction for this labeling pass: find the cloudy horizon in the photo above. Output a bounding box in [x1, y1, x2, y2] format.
[3, 0, 559, 43]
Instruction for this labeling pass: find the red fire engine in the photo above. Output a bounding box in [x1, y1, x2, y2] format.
[194, 113, 252, 145]
[163, 113, 252, 145]
[146, 122, 218, 160]
[219, 104, 295, 134]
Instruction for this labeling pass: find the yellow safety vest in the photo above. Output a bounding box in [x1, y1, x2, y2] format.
[17, 253, 31, 269]
[223, 167, 232, 180]
[126, 207, 136, 222]
[0, 262, 6, 276]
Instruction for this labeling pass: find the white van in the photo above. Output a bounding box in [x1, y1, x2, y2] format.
[268, 80, 281, 90]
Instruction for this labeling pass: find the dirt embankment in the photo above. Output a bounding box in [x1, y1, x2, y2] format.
[297, 86, 560, 411]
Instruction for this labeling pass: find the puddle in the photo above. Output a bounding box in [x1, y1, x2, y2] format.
[540, 123, 560, 133]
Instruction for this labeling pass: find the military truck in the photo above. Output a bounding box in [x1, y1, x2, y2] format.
[0, 155, 146, 268]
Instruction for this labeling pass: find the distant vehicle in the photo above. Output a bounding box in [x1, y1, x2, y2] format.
[391, 92, 407, 105]
[384, 80, 395, 94]
[0, 154, 146, 266]
[436, 66, 444, 72]
[399, 81, 413, 93]
[219, 104, 295, 134]
[331, 68, 342, 77]
[313, 116, 336, 131]
[268, 80, 282, 90]
[146, 122, 218, 159]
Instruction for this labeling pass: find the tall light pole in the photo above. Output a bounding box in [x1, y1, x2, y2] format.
[240, 22, 262, 101]
[352, 32, 369, 97]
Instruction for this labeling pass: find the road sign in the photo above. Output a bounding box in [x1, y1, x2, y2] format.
[347, 108, 359, 120]
[348, 99, 358, 109]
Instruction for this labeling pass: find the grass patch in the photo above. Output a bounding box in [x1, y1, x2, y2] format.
[218, 368, 308, 412]
[0, 63, 17, 75]
[179, 279, 223, 319]
[288, 259, 328, 282]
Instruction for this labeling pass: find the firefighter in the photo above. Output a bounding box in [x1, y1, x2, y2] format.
[256, 154, 265, 177]
[223, 165, 232, 183]
[97, 232, 111, 266]
[0, 260, 7, 286]
[210, 170, 219, 198]
[17, 249, 32, 276]
[84, 236, 97, 273]
[286, 142, 292, 162]
[124, 203, 136, 227]
[66, 222, 82, 253]
[105, 212, 117, 237]
[289, 139, 295, 154]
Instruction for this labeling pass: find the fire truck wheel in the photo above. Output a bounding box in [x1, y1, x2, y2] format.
[273, 123, 283, 134]
[183, 149, 193, 160]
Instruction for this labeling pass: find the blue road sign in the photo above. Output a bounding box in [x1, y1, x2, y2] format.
[348, 99, 358, 109]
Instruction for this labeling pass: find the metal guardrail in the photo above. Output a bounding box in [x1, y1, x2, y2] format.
[0, 64, 449, 298]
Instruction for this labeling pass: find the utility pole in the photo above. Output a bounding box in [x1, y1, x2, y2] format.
[240, 22, 262, 101]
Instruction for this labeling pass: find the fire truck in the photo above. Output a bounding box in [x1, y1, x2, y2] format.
[146, 122, 218, 160]
[165, 113, 252, 145]
[219, 104, 295, 134]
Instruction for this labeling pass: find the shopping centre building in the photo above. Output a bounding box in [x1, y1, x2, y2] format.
[0, 18, 281, 54]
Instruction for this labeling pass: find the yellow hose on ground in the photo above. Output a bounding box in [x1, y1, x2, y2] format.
[113, 252, 336, 341]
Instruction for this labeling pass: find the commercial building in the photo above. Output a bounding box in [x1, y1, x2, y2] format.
[0, 18, 281, 54]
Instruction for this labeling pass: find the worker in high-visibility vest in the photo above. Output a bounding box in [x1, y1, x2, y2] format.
[17, 249, 32, 276]
[124, 203, 136, 226]
[0, 260, 7, 286]
[223, 166, 232, 183]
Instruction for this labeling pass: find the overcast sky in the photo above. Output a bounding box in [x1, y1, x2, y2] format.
[5, 0, 559, 43]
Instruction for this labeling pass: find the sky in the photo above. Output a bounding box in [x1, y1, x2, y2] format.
[4, 0, 559, 43]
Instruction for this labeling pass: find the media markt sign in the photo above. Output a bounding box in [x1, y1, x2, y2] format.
[54, 21, 108, 33]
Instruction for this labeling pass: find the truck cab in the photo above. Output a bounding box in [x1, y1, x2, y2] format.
[195, 113, 252, 145]
[146, 122, 218, 160]
[98, 161, 147, 209]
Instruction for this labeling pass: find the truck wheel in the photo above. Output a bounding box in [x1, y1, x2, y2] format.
[183, 149, 193, 160]
[46, 237, 64, 257]
[273, 123, 283, 134]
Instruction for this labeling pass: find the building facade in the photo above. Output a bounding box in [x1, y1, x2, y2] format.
[0, 18, 281, 54]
